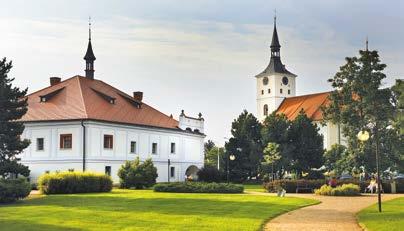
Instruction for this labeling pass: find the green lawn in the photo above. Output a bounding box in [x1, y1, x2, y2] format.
[243, 184, 267, 192]
[0, 189, 316, 231]
[358, 197, 404, 231]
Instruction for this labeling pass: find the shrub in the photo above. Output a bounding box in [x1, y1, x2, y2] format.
[154, 182, 244, 193]
[264, 179, 326, 193]
[118, 157, 158, 189]
[197, 166, 223, 183]
[38, 171, 112, 194]
[314, 183, 360, 196]
[0, 178, 31, 203]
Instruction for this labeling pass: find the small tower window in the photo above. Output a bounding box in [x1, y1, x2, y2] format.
[261, 90, 264, 95]
[288, 89, 291, 94]
[268, 89, 271, 94]
[263, 104, 269, 116]
[280, 89, 283, 94]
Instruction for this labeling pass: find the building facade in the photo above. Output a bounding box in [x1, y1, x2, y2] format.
[19, 26, 205, 183]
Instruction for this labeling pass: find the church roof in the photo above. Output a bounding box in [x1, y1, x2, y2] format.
[21, 76, 180, 130]
[255, 18, 296, 78]
[276, 92, 331, 121]
[256, 57, 297, 78]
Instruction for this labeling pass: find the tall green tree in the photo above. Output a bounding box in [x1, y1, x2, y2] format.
[287, 110, 324, 176]
[0, 58, 30, 178]
[225, 110, 262, 182]
[261, 112, 290, 176]
[262, 142, 281, 180]
[324, 49, 402, 173]
[391, 79, 404, 171]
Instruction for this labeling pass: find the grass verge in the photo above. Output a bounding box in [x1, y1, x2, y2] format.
[358, 197, 404, 231]
[0, 189, 316, 231]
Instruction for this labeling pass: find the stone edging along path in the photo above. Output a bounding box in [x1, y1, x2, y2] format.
[248, 192, 403, 231]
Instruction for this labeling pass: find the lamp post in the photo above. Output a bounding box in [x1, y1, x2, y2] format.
[227, 154, 236, 183]
[357, 130, 382, 212]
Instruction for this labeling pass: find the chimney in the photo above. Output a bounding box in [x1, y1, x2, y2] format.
[133, 91, 143, 102]
[50, 77, 61, 86]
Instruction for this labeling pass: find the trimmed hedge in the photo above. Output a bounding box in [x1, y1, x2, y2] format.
[38, 171, 112, 194]
[265, 179, 404, 193]
[0, 178, 31, 203]
[315, 183, 360, 196]
[154, 182, 244, 193]
[264, 179, 326, 193]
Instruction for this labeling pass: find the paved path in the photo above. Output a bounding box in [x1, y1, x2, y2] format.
[249, 192, 404, 231]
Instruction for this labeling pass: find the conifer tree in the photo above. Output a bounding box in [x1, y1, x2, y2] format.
[0, 58, 30, 178]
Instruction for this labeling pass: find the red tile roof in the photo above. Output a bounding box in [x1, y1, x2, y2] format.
[21, 76, 179, 129]
[276, 92, 330, 121]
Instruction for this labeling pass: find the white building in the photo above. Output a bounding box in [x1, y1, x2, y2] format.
[19, 28, 205, 183]
[255, 17, 345, 149]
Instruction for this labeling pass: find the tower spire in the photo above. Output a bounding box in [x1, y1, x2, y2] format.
[270, 11, 281, 57]
[84, 17, 96, 79]
[89, 16, 91, 41]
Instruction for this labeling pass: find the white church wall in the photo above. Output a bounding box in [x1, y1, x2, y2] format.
[20, 120, 205, 183]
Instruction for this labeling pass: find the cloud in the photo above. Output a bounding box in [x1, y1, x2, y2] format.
[0, 12, 402, 144]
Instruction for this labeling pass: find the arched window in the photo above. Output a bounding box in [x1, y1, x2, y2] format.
[263, 104, 269, 116]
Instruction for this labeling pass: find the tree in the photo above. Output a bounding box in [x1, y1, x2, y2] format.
[261, 112, 291, 176]
[204, 145, 225, 169]
[118, 157, 158, 189]
[287, 110, 324, 177]
[0, 58, 30, 178]
[225, 110, 262, 182]
[391, 79, 404, 171]
[323, 49, 401, 173]
[323, 144, 351, 175]
[204, 140, 215, 154]
[262, 142, 281, 180]
[197, 166, 223, 182]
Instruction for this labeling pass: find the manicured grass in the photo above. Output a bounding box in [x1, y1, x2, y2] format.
[358, 197, 404, 231]
[243, 184, 266, 192]
[0, 189, 316, 231]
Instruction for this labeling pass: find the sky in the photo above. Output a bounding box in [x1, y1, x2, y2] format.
[1, 0, 403, 146]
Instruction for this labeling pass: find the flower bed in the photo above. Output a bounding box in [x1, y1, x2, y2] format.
[314, 183, 360, 196]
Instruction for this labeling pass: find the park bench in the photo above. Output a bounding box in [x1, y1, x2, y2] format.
[296, 181, 314, 193]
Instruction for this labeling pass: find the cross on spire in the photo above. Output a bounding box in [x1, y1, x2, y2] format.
[89, 16, 92, 41]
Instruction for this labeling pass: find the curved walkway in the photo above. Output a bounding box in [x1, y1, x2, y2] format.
[249, 192, 403, 231]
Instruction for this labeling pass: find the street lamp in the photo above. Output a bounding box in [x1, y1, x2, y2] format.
[227, 154, 236, 183]
[357, 130, 382, 212]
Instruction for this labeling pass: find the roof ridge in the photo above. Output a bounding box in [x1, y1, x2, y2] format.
[77, 77, 89, 118]
[94, 79, 178, 123]
[284, 91, 331, 99]
[26, 75, 80, 97]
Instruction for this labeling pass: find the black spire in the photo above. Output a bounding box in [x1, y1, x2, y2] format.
[270, 15, 281, 57]
[84, 17, 96, 79]
[255, 14, 296, 78]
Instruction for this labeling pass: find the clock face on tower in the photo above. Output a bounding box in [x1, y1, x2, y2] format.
[282, 76, 289, 85]
[263, 77, 269, 85]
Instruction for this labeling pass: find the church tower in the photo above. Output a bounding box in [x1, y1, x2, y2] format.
[84, 19, 96, 79]
[255, 16, 297, 121]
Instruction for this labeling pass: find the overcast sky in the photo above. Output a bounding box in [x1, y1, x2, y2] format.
[1, 0, 403, 145]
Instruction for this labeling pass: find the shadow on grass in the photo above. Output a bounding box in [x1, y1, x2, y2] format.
[0, 219, 81, 231]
